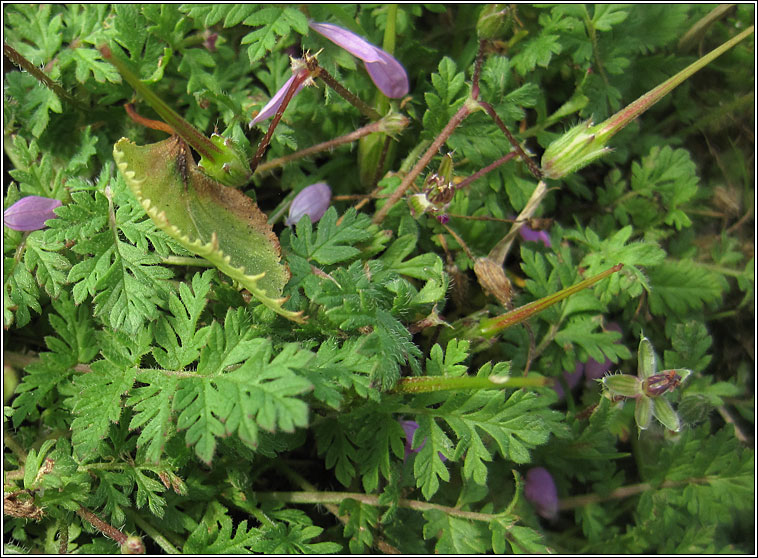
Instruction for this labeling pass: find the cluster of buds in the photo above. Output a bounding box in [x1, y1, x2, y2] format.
[408, 153, 456, 224]
[600, 334, 691, 432]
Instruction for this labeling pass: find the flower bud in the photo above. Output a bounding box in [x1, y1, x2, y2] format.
[4, 196, 62, 231]
[524, 467, 558, 519]
[120, 535, 145, 554]
[540, 120, 611, 180]
[198, 134, 251, 188]
[477, 4, 514, 40]
[285, 183, 332, 227]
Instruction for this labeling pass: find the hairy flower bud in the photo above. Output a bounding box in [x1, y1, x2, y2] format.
[4, 196, 62, 231]
[285, 183, 332, 227]
[524, 467, 559, 519]
[477, 4, 514, 40]
[120, 535, 145, 554]
[540, 120, 611, 180]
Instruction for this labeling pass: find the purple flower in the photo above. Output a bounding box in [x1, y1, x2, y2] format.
[285, 183, 332, 227]
[524, 467, 559, 519]
[4, 196, 62, 231]
[400, 420, 447, 462]
[519, 223, 551, 247]
[250, 70, 309, 126]
[309, 22, 409, 99]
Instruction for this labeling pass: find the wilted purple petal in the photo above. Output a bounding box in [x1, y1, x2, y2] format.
[250, 71, 308, 126]
[308, 22, 385, 63]
[285, 182, 332, 226]
[554, 362, 584, 399]
[519, 224, 551, 247]
[524, 467, 559, 519]
[399, 419, 447, 462]
[4, 196, 62, 231]
[309, 21, 409, 98]
[364, 49, 410, 98]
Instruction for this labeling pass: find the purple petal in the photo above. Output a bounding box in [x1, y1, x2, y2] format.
[309, 21, 409, 98]
[524, 467, 559, 519]
[364, 50, 410, 98]
[519, 224, 551, 247]
[554, 362, 584, 399]
[309, 22, 385, 63]
[4, 196, 62, 231]
[285, 183, 332, 226]
[250, 72, 307, 126]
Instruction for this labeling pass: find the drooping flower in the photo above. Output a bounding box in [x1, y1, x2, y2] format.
[4, 196, 62, 231]
[309, 22, 409, 98]
[524, 467, 559, 519]
[285, 183, 332, 227]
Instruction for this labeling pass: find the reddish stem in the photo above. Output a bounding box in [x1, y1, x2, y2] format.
[478, 100, 542, 179]
[249, 69, 310, 173]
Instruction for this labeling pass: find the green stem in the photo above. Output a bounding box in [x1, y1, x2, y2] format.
[4, 432, 28, 463]
[390, 374, 549, 394]
[596, 25, 754, 141]
[476, 264, 624, 338]
[255, 490, 513, 523]
[99, 44, 221, 162]
[125, 509, 180, 554]
[559, 477, 710, 510]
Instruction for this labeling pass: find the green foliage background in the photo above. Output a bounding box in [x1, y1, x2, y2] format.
[3, 4, 754, 554]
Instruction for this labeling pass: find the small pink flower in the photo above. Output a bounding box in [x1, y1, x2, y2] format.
[524, 467, 559, 519]
[519, 223, 551, 247]
[309, 22, 409, 98]
[4, 196, 62, 231]
[285, 183, 332, 226]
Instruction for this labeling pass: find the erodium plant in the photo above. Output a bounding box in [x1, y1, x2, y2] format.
[3, 5, 754, 554]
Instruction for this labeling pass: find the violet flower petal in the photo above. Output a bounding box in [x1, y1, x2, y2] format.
[519, 224, 551, 247]
[524, 467, 559, 519]
[285, 183, 332, 227]
[309, 21, 409, 98]
[308, 22, 385, 63]
[364, 49, 410, 98]
[250, 72, 308, 126]
[4, 196, 62, 231]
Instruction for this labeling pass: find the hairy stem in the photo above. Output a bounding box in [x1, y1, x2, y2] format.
[373, 102, 472, 224]
[76, 506, 127, 545]
[306, 58, 382, 120]
[255, 118, 389, 174]
[126, 509, 180, 554]
[390, 374, 550, 394]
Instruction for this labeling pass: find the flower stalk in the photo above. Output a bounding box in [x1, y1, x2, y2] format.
[474, 264, 624, 339]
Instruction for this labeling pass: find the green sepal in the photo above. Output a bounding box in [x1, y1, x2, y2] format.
[113, 136, 304, 323]
[634, 396, 653, 430]
[197, 133, 251, 188]
[637, 334, 657, 379]
[652, 396, 681, 432]
[602, 374, 642, 398]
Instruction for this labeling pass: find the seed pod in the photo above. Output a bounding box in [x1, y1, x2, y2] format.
[474, 257, 513, 308]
